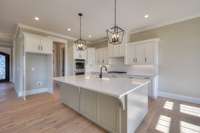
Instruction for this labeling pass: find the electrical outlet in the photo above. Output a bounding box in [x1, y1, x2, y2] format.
[36, 81, 43, 87]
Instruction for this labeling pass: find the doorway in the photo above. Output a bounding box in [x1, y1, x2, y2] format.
[0, 52, 9, 82]
[53, 42, 65, 77]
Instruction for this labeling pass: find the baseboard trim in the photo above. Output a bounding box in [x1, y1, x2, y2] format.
[159, 91, 200, 104]
[18, 88, 51, 97]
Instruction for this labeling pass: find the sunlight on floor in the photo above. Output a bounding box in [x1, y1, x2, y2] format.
[155, 115, 171, 133]
[163, 101, 174, 110]
[180, 121, 200, 133]
[180, 104, 200, 117]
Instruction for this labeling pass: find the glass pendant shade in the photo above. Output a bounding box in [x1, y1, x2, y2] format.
[74, 13, 87, 51]
[106, 0, 125, 45]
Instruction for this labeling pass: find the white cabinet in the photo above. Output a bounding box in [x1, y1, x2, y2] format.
[126, 39, 159, 65]
[126, 44, 136, 64]
[73, 45, 87, 59]
[24, 33, 53, 54]
[86, 48, 96, 66]
[135, 44, 146, 64]
[108, 43, 125, 57]
[96, 47, 108, 65]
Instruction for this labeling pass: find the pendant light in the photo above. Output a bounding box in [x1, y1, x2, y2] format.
[74, 13, 87, 51]
[106, 0, 125, 45]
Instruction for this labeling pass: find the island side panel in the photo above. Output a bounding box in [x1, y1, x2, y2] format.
[126, 84, 148, 133]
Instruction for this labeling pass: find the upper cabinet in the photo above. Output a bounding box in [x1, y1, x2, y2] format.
[126, 39, 159, 65]
[73, 45, 87, 59]
[108, 43, 125, 58]
[24, 33, 53, 54]
[96, 47, 108, 65]
[86, 48, 96, 66]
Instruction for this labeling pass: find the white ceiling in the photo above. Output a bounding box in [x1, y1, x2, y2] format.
[0, 0, 200, 42]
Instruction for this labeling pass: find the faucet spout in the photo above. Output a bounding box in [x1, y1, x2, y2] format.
[99, 65, 107, 78]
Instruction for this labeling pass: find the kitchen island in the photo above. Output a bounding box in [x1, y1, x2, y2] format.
[54, 75, 150, 133]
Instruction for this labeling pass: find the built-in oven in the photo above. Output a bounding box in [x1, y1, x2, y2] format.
[74, 59, 85, 75]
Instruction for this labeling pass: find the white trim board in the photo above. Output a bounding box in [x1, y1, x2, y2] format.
[17, 88, 51, 97]
[159, 91, 200, 104]
[17, 23, 77, 41]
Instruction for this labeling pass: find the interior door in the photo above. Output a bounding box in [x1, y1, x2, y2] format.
[0, 52, 9, 82]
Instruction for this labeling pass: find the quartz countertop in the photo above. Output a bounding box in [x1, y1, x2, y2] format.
[54, 75, 150, 98]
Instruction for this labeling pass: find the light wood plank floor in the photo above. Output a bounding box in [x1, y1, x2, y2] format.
[0, 82, 199, 133]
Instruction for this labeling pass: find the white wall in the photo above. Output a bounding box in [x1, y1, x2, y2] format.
[130, 17, 200, 99]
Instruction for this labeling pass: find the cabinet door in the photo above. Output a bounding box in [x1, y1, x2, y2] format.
[104, 47, 108, 64]
[119, 44, 125, 57]
[126, 44, 136, 65]
[24, 34, 41, 53]
[96, 49, 100, 65]
[81, 50, 87, 60]
[41, 38, 53, 54]
[86, 48, 95, 66]
[144, 43, 154, 64]
[108, 44, 114, 57]
[135, 44, 145, 64]
[80, 89, 97, 122]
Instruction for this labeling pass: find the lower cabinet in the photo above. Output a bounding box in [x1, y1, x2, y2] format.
[60, 84, 121, 133]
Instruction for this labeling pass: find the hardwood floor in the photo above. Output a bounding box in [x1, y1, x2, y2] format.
[0, 82, 199, 133]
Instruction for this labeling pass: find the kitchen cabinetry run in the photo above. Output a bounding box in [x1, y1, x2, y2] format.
[126, 39, 159, 65]
[96, 47, 108, 65]
[24, 33, 53, 54]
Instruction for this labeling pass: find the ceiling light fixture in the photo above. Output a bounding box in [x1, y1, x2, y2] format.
[144, 14, 149, 19]
[106, 0, 125, 45]
[34, 16, 40, 21]
[74, 13, 87, 51]
[67, 28, 71, 31]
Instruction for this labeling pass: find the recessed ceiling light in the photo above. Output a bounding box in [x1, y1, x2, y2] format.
[67, 28, 71, 31]
[88, 34, 92, 38]
[144, 14, 149, 19]
[34, 16, 40, 21]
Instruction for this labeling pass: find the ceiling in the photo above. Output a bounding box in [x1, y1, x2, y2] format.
[0, 0, 200, 42]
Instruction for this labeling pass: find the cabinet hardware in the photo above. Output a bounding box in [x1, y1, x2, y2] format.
[145, 57, 147, 63]
[41, 45, 43, 51]
[38, 45, 41, 50]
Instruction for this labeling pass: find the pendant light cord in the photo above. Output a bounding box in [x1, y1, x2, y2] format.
[80, 14, 82, 39]
[114, 0, 116, 27]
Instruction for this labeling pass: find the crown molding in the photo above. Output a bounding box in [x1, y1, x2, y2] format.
[16, 23, 77, 41]
[130, 13, 200, 34]
[0, 32, 13, 43]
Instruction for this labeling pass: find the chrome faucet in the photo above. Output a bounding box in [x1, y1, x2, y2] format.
[99, 65, 107, 78]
